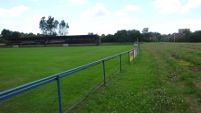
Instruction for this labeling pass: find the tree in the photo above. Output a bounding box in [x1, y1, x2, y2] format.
[142, 28, 148, 34]
[12, 31, 21, 38]
[39, 16, 59, 36]
[114, 30, 128, 42]
[183, 30, 191, 42]
[113, 29, 142, 42]
[58, 20, 69, 36]
[127, 29, 141, 42]
[36, 33, 44, 37]
[141, 32, 160, 42]
[1, 29, 12, 38]
[101, 34, 115, 42]
[190, 30, 201, 42]
[27, 32, 35, 37]
[88, 32, 94, 35]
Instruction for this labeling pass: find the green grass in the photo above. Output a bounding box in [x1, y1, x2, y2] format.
[0, 45, 133, 91]
[70, 43, 201, 113]
[1, 43, 201, 113]
[0, 45, 134, 113]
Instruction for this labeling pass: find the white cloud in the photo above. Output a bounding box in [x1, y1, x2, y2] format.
[56, 5, 63, 9]
[81, 3, 111, 19]
[121, 17, 139, 23]
[149, 19, 201, 34]
[152, 0, 201, 14]
[0, 20, 13, 25]
[68, 0, 85, 4]
[25, 15, 42, 25]
[124, 5, 140, 12]
[115, 10, 127, 17]
[0, 5, 29, 18]
[29, 0, 39, 2]
[76, 3, 140, 35]
[171, 19, 201, 32]
[180, 0, 201, 13]
[152, 0, 181, 14]
[114, 4, 139, 26]
[23, 15, 46, 34]
[115, 5, 140, 17]
[17, 26, 40, 34]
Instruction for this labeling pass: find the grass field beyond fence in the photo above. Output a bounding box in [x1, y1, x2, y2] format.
[70, 43, 201, 113]
[0, 45, 135, 113]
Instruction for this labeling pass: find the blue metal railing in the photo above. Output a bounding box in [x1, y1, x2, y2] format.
[0, 44, 140, 113]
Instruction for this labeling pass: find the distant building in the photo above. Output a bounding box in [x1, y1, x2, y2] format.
[178, 28, 190, 33]
[6, 35, 100, 46]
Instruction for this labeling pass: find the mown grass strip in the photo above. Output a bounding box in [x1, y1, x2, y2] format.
[0, 45, 134, 113]
[70, 43, 199, 113]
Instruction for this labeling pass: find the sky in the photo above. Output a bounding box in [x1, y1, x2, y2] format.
[0, 0, 201, 35]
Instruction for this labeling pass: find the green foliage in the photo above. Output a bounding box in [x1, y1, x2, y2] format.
[0, 37, 7, 43]
[58, 20, 69, 36]
[164, 30, 201, 42]
[102, 29, 141, 42]
[39, 16, 69, 36]
[190, 30, 201, 42]
[12, 31, 21, 38]
[39, 16, 59, 36]
[101, 34, 115, 42]
[102, 29, 201, 43]
[1, 29, 44, 39]
[142, 32, 160, 42]
[1, 29, 12, 38]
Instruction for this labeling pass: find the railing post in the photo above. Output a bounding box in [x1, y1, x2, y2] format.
[56, 75, 62, 113]
[102, 60, 106, 87]
[128, 51, 130, 65]
[134, 50, 136, 58]
[120, 54, 122, 72]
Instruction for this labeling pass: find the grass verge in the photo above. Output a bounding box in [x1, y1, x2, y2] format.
[70, 43, 201, 113]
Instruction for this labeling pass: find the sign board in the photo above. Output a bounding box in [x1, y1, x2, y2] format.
[63, 44, 68, 47]
[12, 45, 19, 48]
[129, 51, 134, 62]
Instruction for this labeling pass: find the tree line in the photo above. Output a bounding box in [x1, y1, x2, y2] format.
[0, 29, 45, 43]
[101, 29, 201, 43]
[101, 29, 160, 42]
[174, 30, 201, 42]
[1, 29, 44, 38]
[156, 30, 201, 43]
[0, 16, 69, 43]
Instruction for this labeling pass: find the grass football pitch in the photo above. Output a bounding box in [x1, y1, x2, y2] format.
[0, 45, 134, 113]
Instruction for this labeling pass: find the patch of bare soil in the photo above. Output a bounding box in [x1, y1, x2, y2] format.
[191, 66, 201, 72]
[193, 80, 201, 90]
[185, 95, 201, 113]
[171, 54, 179, 59]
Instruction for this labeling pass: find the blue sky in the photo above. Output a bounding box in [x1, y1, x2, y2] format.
[0, 0, 201, 35]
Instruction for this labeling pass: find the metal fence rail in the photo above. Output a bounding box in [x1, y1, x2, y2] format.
[0, 44, 140, 113]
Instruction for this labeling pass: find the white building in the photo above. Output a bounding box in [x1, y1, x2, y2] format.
[178, 29, 190, 33]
